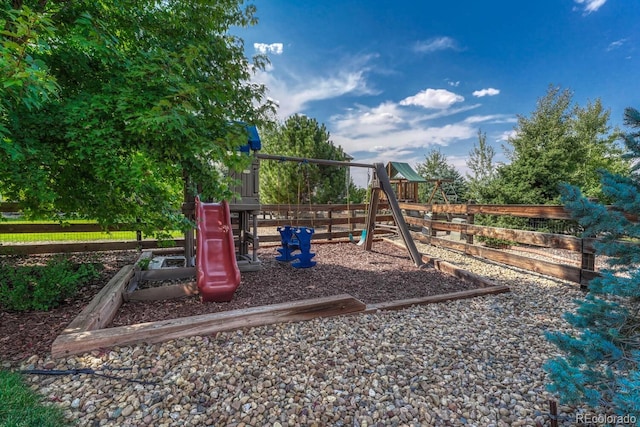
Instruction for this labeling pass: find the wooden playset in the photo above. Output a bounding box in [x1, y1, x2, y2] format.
[48, 126, 511, 357]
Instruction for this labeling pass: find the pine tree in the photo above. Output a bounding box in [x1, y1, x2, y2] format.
[545, 107, 640, 417]
[416, 148, 468, 203]
[466, 129, 496, 203]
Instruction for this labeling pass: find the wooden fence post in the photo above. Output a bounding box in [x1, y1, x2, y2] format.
[422, 216, 432, 244]
[136, 218, 142, 251]
[580, 237, 596, 290]
[327, 203, 332, 241]
[430, 215, 437, 239]
[182, 175, 196, 266]
[466, 201, 475, 245]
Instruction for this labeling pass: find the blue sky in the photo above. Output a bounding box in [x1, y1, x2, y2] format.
[237, 0, 639, 187]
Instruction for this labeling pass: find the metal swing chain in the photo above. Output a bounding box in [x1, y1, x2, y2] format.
[346, 167, 352, 237]
[306, 163, 314, 228]
[296, 162, 302, 227]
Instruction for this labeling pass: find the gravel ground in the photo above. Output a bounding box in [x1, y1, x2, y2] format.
[13, 240, 595, 427]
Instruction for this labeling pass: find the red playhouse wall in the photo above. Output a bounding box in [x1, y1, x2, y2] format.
[195, 198, 241, 302]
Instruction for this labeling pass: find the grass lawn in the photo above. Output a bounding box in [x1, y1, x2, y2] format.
[0, 370, 69, 427]
[0, 219, 182, 243]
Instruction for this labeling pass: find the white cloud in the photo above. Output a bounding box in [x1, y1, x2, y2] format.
[409, 104, 482, 123]
[472, 88, 500, 97]
[332, 124, 475, 156]
[331, 121, 477, 188]
[254, 43, 284, 55]
[251, 55, 379, 118]
[448, 154, 473, 177]
[334, 102, 482, 136]
[574, 0, 607, 14]
[289, 71, 374, 110]
[498, 129, 517, 142]
[399, 88, 464, 109]
[330, 100, 476, 155]
[607, 38, 627, 51]
[333, 102, 406, 136]
[326, 96, 517, 187]
[248, 51, 514, 188]
[447, 80, 460, 87]
[414, 36, 459, 53]
[463, 114, 516, 125]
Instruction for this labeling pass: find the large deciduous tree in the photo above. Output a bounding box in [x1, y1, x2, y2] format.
[545, 107, 640, 417]
[260, 114, 355, 204]
[1, 1, 274, 231]
[570, 99, 629, 199]
[481, 86, 628, 205]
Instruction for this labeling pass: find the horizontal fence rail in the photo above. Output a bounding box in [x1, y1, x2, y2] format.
[0, 203, 389, 255]
[1, 202, 633, 286]
[0, 223, 139, 234]
[396, 202, 611, 286]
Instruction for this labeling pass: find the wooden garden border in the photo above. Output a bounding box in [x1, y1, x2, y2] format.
[51, 244, 509, 358]
[51, 293, 367, 358]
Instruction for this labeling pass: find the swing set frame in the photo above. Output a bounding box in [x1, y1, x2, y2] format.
[255, 153, 424, 267]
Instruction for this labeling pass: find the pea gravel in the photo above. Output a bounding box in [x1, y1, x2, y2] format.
[15, 242, 596, 427]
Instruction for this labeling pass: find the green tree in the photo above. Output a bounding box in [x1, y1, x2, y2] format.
[1, 5, 59, 140]
[346, 183, 367, 204]
[1, 1, 274, 232]
[466, 129, 496, 203]
[483, 86, 629, 205]
[415, 148, 467, 203]
[570, 99, 628, 200]
[545, 107, 640, 417]
[260, 115, 353, 204]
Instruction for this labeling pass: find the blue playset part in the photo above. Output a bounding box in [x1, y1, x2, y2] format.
[276, 225, 300, 262]
[291, 227, 316, 268]
[275, 225, 316, 268]
[239, 124, 262, 153]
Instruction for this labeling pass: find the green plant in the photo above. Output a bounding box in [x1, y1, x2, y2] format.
[0, 369, 70, 427]
[0, 257, 101, 311]
[416, 148, 468, 203]
[478, 237, 512, 249]
[137, 257, 151, 271]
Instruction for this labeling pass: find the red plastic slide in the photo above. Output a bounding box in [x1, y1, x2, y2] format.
[195, 198, 241, 302]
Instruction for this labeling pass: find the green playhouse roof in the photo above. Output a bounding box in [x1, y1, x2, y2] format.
[387, 162, 427, 182]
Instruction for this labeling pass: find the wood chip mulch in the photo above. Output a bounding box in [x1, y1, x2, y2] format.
[1, 242, 478, 364]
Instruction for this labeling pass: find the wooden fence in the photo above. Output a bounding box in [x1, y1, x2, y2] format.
[1, 201, 628, 286]
[0, 202, 388, 254]
[397, 202, 600, 286]
[0, 202, 179, 254]
[255, 203, 392, 243]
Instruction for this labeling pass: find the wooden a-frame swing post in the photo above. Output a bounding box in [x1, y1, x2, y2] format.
[426, 178, 454, 205]
[363, 163, 423, 268]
